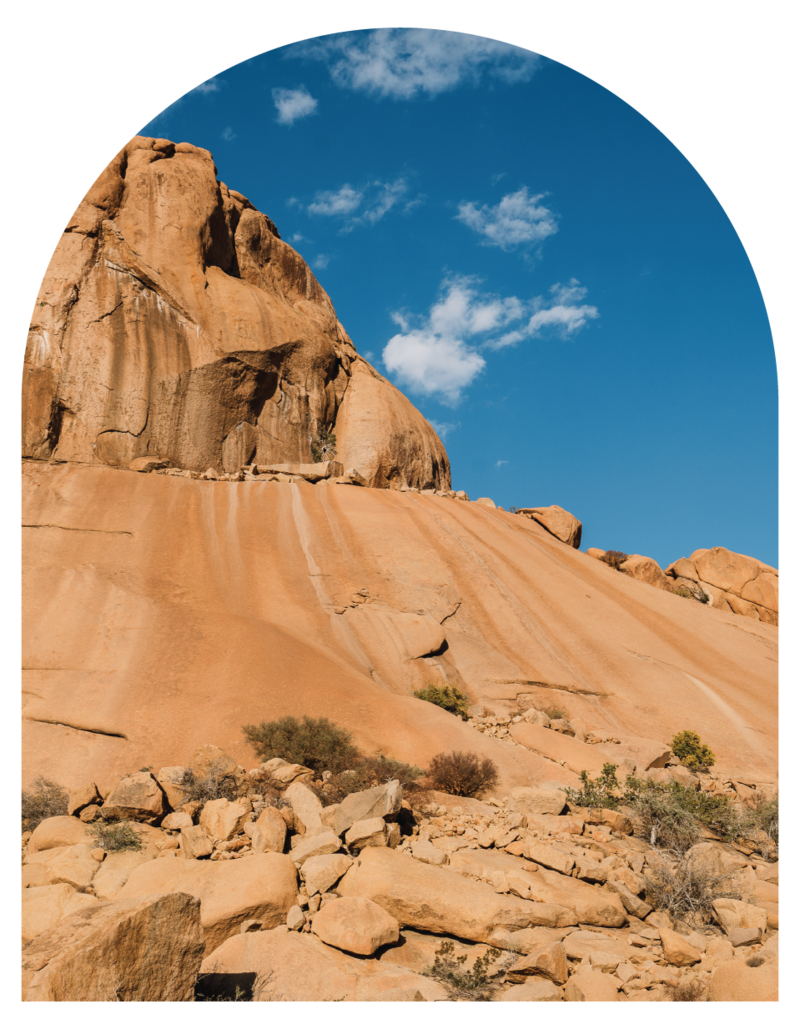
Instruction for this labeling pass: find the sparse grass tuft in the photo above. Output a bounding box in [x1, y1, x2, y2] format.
[428, 751, 499, 797]
[667, 977, 709, 1001]
[422, 941, 510, 1001]
[566, 763, 622, 809]
[22, 776, 69, 832]
[644, 848, 741, 926]
[600, 550, 629, 570]
[179, 760, 245, 803]
[88, 818, 143, 852]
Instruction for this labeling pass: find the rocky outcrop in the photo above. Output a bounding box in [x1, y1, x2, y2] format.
[516, 505, 582, 548]
[665, 547, 778, 625]
[22, 135, 449, 491]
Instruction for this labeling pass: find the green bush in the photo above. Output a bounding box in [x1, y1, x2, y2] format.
[310, 429, 337, 463]
[88, 818, 143, 852]
[21, 776, 68, 832]
[414, 683, 470, 720]
[565, 764, 622, 810]
[317, 754, 425, 804]
[243, 715, 361, 774]
[671, 731, 715, 772]
[737, 794, 778, 857]
[600, 550, 629, 570]
[628, 790, 701, 852]
[423, 941, 509, 1000]
[428, 751, 499, 797]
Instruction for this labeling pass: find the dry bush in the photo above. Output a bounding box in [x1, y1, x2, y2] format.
[87, 818, 143, 852]
[422, 941, 510, 1001]
[600, 550, 629, 570]
[667, 977, 709, 1001]
[644, 848, 742, 927]
[179, 760, 246, 803]
[315, 755, 425, 804]
[21, 776, 68, 832]
[428, 751, 499, 797]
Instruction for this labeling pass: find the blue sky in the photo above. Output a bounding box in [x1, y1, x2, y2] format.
[141, 28, 777, 569]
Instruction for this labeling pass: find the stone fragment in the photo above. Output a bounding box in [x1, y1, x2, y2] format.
[250, 807, 287, 854]
[90, 850, 151, 900]
[180, 825, 214, 859]
[155, 767, 191, 809]
[101, 773, 166, 824]
[518, 505, 582, 548]
[190, 744, 238, 778]
[301, 853, 353, 896]
[311, 896, 400, 955]
[618, 554, 671, 590]
[161, 811, 193, 830]
[507, 786, 567, 817]
[606, 879, 653, 919]
[286, 905, 305, 931]
[24, 843, 101, 891]
[582, 807, 634, 834]
[290, 831, 341, 867]
[284, 782, 324, 836]
[728, 927, 762, 947]
[475, 497, 496, 508]
[115, 852, 298, 956]
[659, 927, 702, 966]
[333, 781, 402, 837]
[67, 783, 102, 817]
[22, 883, 101, 945]
[22, 893, 204, 1001]
[564, 969, 621, 1001]
[345, 816, 388, 851]
[500, 980, 563, 1001]
[523, 841, 574, 875]
[410, 838, 448, 866]
[199, 797, 253, 841]
[27, 815, 90, 854]
[506, 941, 568, 984]
[713, 898, 768, 934]
[270, 763, 315, 786]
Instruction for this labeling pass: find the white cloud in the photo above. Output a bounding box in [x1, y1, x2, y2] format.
[313, 254, 330, 270]
[457, 187, 558, 250]
[272, 86, 318, 125]
[296, 29, 540, 99]
[140, 75, 221, 127]
[430, 420, 459, 440]
[382, 276, 598, 404]
[291, 233, 305, 243]
[495, 459, 509, 467]
[221, 126, 236, 141]
[303, 176, 414, 228]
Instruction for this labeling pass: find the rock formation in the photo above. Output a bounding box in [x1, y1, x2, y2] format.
[22, 136, 449, 491]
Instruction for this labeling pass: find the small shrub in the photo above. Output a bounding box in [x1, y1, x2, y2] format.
[316, 754, 425, 803]
[600, 550, 629, 570]
[628, 790, 701, 853]
[414, 683, 470, 720]
[737, 794, 778, 857]
[21, 776, 68, 832]
[310, 428, 337, 463]
[428, 751, 499, 797]
[672, 730, 715, 772]
[543, 703, 566, 720]
[243, 715, 361, 774]
[180, 760, 245, 803]
[643, 848, 741, 926]
[565, 763, 622, 810]
[88, 818, 143, 852]
[667, 977, 709, 1001]
[422, 940, 509, 1000]
[746, 955, 767, 968]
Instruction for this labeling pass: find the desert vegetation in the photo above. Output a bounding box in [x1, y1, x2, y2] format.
[413, 683, 470, 720]
[21, 776, 68, 832]
[427, 750, 499, 797]
[600, 550, 629, 570]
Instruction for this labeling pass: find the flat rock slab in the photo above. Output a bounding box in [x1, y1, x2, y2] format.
[311, 896, 399, 955]
[114, 852, 297, 955]
[22, 883, 100, 945]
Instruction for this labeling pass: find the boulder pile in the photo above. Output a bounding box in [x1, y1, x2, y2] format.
[21, 744, 778, 1002]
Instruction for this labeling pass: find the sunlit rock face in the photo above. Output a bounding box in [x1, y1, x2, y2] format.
[22, 135, 449, 490]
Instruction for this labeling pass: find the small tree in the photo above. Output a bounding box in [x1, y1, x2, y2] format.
[671, 731, 715, 772]
[310, 429, 337, 463]
[565, 763, 622, 809]
[414, 683, 470, 720]
[600, 550, 629, 571]
[428, 751, 499, 797]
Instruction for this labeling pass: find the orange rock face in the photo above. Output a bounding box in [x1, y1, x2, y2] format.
[22, 136, 449, 491]
[665, 547, 778, 624]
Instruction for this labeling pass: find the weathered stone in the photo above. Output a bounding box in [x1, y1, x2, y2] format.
[518, 505, 582, 548]
[708, 955, 778, 1002]
[562, 930, 640, 964]
[659, 927, 702, 965]
[90, 850, 151, 900]
[67, 782, 102, 817]
[286, 905, 305, 931]
[198, 926, 448, 1001]
[22, 893, 204, 1001]
[251, 807, 287, 854]
[101, 773, 166, 824]
[618, 554, 671, 591]
[333, 781, 403, 837]
[161, 811, 193, 831]
[270, 763, 315, 786]
[301, 853, 353, 896]
[500, 980, 563, 1001]
[27, 815, 90, 854]
[475, 497, 496, 508]
[180, 825, 214, 859]
[606, 879, 653, 919]
[22, 883, 100, 945]
[311, 896, 400, 955]
[345, 817, 388, 851]
[524, 840, 574, 876]
[23, 843, 101, 891]
[508, 786, 567, 817]
[713, 898, 768, 934]
[115, 852, 297, 956]
[190, 745, 238, 779]
[155, 766, 191, 809]
[582, 807, 634, 835]
[506, 941, 568, 984]
[199, 797, 253, 841]
[564, 969, 621, 1001]
[410, 838, 449, 866]
[290, 831, 341, 868]
[284, 781, 324, 836]
[727, 926, 762, 947]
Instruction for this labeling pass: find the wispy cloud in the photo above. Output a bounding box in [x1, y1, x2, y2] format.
[495, 459, 509, 467]
[272, 86, 318, 125]
[382, 276, 598, 405]
[221, 126, 236, 142]
[457, 187, 558, 250]
[313, 254, 330, 270]
[429, 420, 459, 440]
[294, 28, 540, 99]
[302, 176, 416, 229]
[193, 79, 222, 95]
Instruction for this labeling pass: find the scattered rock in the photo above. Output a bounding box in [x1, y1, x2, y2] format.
[311, 896, 400, 955]
[101, 772, 166, 824]
[517, 505, 582, 548]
